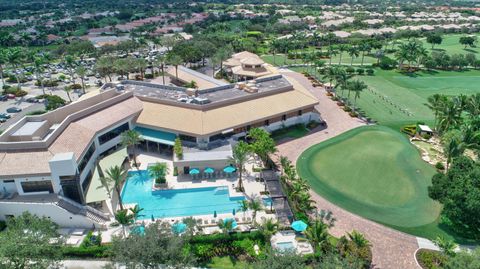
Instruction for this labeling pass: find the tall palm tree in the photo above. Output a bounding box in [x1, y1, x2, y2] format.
[279, 155, 292, 176]
[228, 141, 250, 192]
[75, 65, 87, 94]
[348, 80, 368, 113]
[212, 46, 232, 77]
[238, 200, 249, 218]
[100, 165, 128, 211]
[0, 49, 6, 86]
[33, 54, 47, 95]
[347, 230, 371, 248]
[121, 130, 143, 168]
[63, 86, 72, 102]
[425, 94, 448, 130]
[63, 55, 77, 84]
[348, 46, 359, 66]
[334, 68, 350, 98]
[328, 49, 338, 66]
[337, 44, 348, 65]
[322, 66, 339, 90]
[166, 53, 183, 80]
[359, 42, 371, 66]
[5, 47, 24, 89]
[305, 219, 330, 252]
[115, 209, 134, 238]
[154, 55, 166, 85]
[248, 198, 262, 225]
[442, 135, 465, 171]
[438, 99, 463, 134]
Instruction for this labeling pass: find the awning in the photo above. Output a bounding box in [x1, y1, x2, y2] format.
[85, 147, 128, 204]
[134, 126, 176, 146]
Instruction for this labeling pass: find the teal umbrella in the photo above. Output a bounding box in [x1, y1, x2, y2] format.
[172, 223, 187, 234]
[204, 167, 215, 173]
[291, 220, 308, 232]
[214, 210, 217, 218]
[224, 218, 238, 229]
[232, 208, 236, 215]
[223, 166, 236, 173]
[189, 168, 200, 175]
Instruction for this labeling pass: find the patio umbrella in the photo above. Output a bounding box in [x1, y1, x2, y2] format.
[291, 220, 308, 232]
[204, 167, 215, 173]
[151, 214, 155, 222]
[214, 210, 217, 218]
[172, 222, 187, 234]
[232, 208, 236, 216]
[224, 218, 238, 229]
[189, 168, 200, 175]
[223, 166, 236, 173]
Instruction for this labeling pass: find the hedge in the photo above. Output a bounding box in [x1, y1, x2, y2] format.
[62, 245, 111, 258]
[416, 249, 447, 269]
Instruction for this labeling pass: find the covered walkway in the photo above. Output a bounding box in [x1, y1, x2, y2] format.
[134, 126, 175, 156]
[261, 170, 293, 226]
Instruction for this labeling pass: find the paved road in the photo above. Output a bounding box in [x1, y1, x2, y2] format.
[276, 70, 421, 269]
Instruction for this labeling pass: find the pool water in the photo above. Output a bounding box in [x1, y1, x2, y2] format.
[276, 241, 295, 251]
[121, 170, 245, 219]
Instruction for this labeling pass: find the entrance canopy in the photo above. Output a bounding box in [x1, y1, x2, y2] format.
[135, 127, 176, 146]
[85, 147, 128, 204]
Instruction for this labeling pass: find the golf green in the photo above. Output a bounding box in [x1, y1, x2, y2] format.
[297, 126, 442, 231]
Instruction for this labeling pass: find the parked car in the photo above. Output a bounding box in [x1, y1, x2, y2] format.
[6, 107, 22, 113]
[0, 118, 7, 123]
[26, 97, 39, 103]
[0, 113, 11, 119]
[0, 95, 7, 101]
[6, 94, 15, 99]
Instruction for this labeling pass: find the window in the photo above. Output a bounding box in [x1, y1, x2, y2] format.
[21, 180, 54, 193]
[3, 180, 14, 183]
[78, 142, 96, 175]
[282, 114, 287, 121]
[82, 171, 93, 192]
[179, 134, 196, 143]
[98, 123, 129, 145]
[298, 110, 303, 116]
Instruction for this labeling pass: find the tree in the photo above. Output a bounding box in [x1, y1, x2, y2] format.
[134, 58, 148, 80]
[213, 46, 232, 77]
[148, 162, 169, 185]
[428, 156, 480, 239]
[0, 212, 64, 269]
[441, 132, 466, 171]
[259, 218, 278, 239]
[444, 249, 480, 269]
[427, 33, 443, 49]
[101, 165, 128, 211]
[337, 44, 348, 65]
[129, 204, 144, 220]
[0, 48, 6, 86]
[247, 128, 277, 165]
[76, 65, 87, 94]
[459, 36, 476, 49]
[228, 141, 250, 192]
[111, 221, 195, 268]
[95, 56, 115, 82]
[347, 230, 371, 249]
[33, 53, 48, 95]
[5, 47, 24, 89]
[248, 198, 262, 225]
[425, 94, 448, 130]
[305, 218, 330, 252]
[115, 209, 135, 238]
[250, 250, 307, 269]
[153, 55, 166, 85]
[173, 137, 183, 159]
[347, 79, 367, 113]
[217, 218, 235, 234]
[238, 199, 249, 217]
[437, 98, 463, 134]
[348, 46, 359, 66]
[63, 54, 77, 84]
[63, 86, 73, 102]
[121, 129, 143, 168]
[166, 53, 183, 80]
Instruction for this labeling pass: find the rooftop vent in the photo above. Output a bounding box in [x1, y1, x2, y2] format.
[192, 97, 211, 105]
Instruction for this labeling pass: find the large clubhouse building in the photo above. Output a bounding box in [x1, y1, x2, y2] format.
[0, 61, 319, 228]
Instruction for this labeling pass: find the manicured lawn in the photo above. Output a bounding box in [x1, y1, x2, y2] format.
[353, 68, 480, 129]
[271, 124, 310, 141]
[262, 53, 377, 66]
[205, 256, 250, 269]
[416, 33, 480, 56]
[297, 126, 446, 239]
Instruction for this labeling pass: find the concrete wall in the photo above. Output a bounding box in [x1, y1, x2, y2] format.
[0, 202, 96, 228]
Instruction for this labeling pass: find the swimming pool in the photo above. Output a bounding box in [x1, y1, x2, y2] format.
[121, 170, 245, 219]
[276, 241, 295, 251]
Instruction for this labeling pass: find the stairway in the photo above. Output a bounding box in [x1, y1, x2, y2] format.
[56, 196, 110, 224]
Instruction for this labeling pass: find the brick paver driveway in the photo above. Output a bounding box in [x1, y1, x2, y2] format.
[276, 70, 420, 269]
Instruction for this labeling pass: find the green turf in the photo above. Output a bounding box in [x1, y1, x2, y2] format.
[205, 256, 249, 269]
[297, 126, 444, 235]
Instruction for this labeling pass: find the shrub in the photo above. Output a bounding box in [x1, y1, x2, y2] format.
[2, 86, 27, 97]
[174, 137, 183, 160]
[435, 162, 445, 170]
[80, 231, 102, 248]
[173, 166, 178, 176]
[70, 83, 82, 90]
[366, 69, 374, 75]
[35, 80, 58, 87]
[416, 249, 447, 269]
[37, 94, 66, 110]
[7, 75, 27, 83]
[421, 133, 432, 140]
[26, 110, 47, 116]
[379, 56, 397, 70]
[144, 73, 154, 79]
[356, 68, 365, 75]
[346, 67, 355, 74]
[0, 221, 5, 231]
[343, 106, 352, 112]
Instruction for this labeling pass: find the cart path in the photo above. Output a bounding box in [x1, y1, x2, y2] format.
[276, 70, 420, 269]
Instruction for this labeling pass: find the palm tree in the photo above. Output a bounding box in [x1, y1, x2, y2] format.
[166, 53, 183, 80]
[238, 200, 249, 218]
[63, 55, 77, 84]
[75, 65, 87, 94]
[101, 165, 128, 211]
[279, 155, 292, 176]
[129, 205, 144, 220]
[328, 49, 338, 66]
[217, 219, 234, 234]
[121, 130, 143, 168]
[212, 46, 232, 77]
[442, 135, 465, 171]
[348, 46, 359, 66]
[115, 209, 134, 238]
[290, 180, 309, 197]
[135, 58, 148, 80]
[337, 44, 348, 65]
[5, 47, 24, 89]
[347, 230, 371, 248]
[270, 39, 282, 66]
[63, 86, 72, 102]
[334, 68, 350, 98]
[305, 219, 330, 252]
[148, 162, 169, 185]
[433, 236, 457, 257]
[248, 198, 262, 225]
[322, 66, 339, 90]
[425, 94, 448, 130]
[438, 99, 463, 134]
[395, 43, 409, 70]
[228, 141, 250, 192]
[33, 54, 47, 95]
[259, 218, 278, 239]
[154, 55, 166, 85]
[348, 80, 368, 113]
